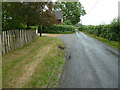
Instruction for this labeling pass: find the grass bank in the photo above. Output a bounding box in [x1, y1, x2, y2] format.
[82, 31, 120, 50]
[3, 36, 65, 88]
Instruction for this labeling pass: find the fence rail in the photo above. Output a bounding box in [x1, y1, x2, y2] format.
[1, 29, 36, 54]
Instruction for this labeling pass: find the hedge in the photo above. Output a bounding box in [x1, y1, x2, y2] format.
[43, 25, 75, 33]
[78, 22, 119, 41]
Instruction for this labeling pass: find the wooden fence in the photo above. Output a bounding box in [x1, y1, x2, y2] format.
[1, 29, 36, 54]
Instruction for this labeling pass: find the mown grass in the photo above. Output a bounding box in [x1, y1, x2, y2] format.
[82, 31, 120, 50]
[3, 36, 65, 88]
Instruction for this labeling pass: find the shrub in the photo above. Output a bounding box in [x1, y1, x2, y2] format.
[77, 18, 119, 41]
[79, 21, 119, 41]
[63, 20, 72, 25]
[43, 25, 75, 33]
[78, 25, 86, 31]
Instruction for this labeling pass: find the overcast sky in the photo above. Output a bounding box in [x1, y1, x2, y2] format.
[53, 0, 119, 25]
[79, 0, 119, 25]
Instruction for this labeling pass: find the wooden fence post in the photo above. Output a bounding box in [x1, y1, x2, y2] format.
[2, 31, 5, 54]
[2, 29, 37, 54]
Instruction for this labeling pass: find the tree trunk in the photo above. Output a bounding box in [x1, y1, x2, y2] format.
[38, 25, 42, 37]
[26, 24, 30, 30]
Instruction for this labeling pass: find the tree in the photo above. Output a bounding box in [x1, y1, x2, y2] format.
[2, 2, 24, 30]
[2, 2, 47, 30]
[36, 2, 56, 36]
[54, 2, 86, 25]
[2, 2, 56, 35]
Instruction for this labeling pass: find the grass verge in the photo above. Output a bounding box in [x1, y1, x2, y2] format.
[82, 31, 120, 50]
[3, 36, 65, 88]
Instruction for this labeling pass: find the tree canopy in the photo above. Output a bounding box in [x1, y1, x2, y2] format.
[54, 2, 86, 25]
[2, 2, 56, 30]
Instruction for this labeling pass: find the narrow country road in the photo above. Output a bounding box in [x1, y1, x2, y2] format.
[57, 31, 119, 88]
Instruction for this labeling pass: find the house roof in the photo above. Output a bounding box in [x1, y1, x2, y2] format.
[54, 11, 63, 19]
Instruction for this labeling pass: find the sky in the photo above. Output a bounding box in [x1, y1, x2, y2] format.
[53, 0, 119, 25]
[79, 0, 119, 25]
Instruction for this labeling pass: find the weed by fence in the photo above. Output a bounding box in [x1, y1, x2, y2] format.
[2, 30, 36, 54]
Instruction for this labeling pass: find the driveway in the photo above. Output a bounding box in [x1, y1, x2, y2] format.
[57, 31, 119, 88]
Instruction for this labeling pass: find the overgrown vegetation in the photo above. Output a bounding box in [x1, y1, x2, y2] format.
[43, 25, 75, 34]
[3, 36, 65, 88]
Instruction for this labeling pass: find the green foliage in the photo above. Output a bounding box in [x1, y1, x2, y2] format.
[2, 2, 24, 30]
[54, 2, 86, 25]
[78, 18, 120, 41]
[78, 25, 86, 31]
[43, 25, 75, 33]
[29, 26, 38, 30]
[63, 20, 72, 25]
[83, 32, 120, 50]
[2, 2, 56, 31]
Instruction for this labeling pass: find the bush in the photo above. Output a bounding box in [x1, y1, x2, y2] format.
[78, 25, 86, 31]
[43, 25, 75, 33]
[63, 20, 72, 25]
[78, 20, 119, 41]
[29, 26, 38, 30]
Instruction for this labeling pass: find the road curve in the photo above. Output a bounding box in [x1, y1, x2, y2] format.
[57, 31, 119, 88]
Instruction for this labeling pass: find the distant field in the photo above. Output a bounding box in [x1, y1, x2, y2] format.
[3, 36, 65, 88]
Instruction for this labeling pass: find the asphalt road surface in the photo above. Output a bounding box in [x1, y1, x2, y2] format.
[57, 31, 119, 88]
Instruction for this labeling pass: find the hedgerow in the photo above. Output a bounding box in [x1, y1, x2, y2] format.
[43, 25, 75, 33]
[78, 18, 119, 41]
